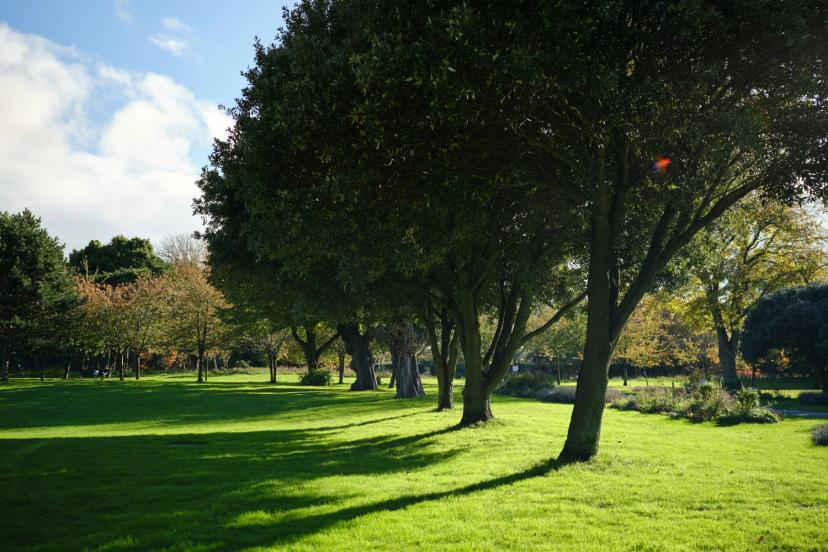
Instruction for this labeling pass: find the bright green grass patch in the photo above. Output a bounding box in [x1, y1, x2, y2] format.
[1, 374, 827, 551]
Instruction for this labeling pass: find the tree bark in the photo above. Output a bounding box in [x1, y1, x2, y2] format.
[197, 349, 204, 383]
[135, 352, 141, 380]
[64, 357, 71, 380]
[622, 362, 628, 386]
[1, 345, 10, 382]
[337, 348, 345, 384]
[560, 201, 614, 464]
[390, 323, 424, 399]
[118, 351, 125, 381]
[338, 323, 377, 391]
[426, 311, 458, 411]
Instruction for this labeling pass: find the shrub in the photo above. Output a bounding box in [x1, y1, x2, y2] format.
[812, 423, 828, 446]
[798, 392, 828, 406]
[637, 387, 683, 414]
[734, 387, 761, 414]
[536, 386, 575, 403]
[300, 369, 332, 386]
[717, 408, 780, 426]
[497, 371, 555, 398]
[683, 387, 734, 422]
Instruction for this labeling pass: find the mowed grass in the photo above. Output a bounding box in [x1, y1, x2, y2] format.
[1, 374, 827, 551]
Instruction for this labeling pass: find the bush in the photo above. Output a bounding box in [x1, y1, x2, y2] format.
[683, 387, 734, 422]
[300, 369, 332, 386]
[536, 386, 575, 403]
[717, 408, 780, 426]
[812, 423, 828, 446]
[798, 392, 828, 406]
[734, 387, 761, 413]
[497, 371, 555, 398]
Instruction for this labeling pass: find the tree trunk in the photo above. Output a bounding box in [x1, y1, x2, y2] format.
[197, 349, 204, 383]
[338, 323, 377, 391]
[426, 314, 458, 411]
[716, 327, 740, 390]
[390, 323, 425, 399]
[118, 351, 125, 381]
[823, 364, 828, 394]
[622, 362, 628, 386]
[135, 353, 141, 380]
[64, 357, 71, 380]
[39, 357, 45, 381]
[0, 345, 8, 382]
[337, 348, 345, 384]
[269, 355, 277, 383]
[557, 358, 562, 386]
[559, 204, 613, 464]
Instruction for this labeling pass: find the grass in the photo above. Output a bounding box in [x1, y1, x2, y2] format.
[1, 374, 827, 551]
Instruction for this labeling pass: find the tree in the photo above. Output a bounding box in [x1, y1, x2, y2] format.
[195, 0, 585, 418]
[678, 197, 826, 388]
[121, 274, 168, 380]
[158, 234, 207, 267]
[0, 210, 73, 381]
[69, 235, 167, 286]
[166, 263, 230, 383]
[742, 285, 828, 392]
[253, 321, 290, 383]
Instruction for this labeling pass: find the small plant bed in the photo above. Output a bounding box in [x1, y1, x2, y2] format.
[496, 370, 624, 404]
[610, 383, 779, 425]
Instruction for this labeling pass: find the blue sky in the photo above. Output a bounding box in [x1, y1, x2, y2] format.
[0, 0, 290, 251]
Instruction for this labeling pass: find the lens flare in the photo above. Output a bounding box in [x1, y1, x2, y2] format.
[653, 157, 671, 175]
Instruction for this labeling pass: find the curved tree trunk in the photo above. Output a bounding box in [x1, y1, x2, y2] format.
[338, 323, 377, 391]
[390, 323, 424, 399]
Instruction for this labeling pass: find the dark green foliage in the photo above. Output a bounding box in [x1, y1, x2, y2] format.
[0, 209, 74, 377]
[300, 369, 333, 386]
[68, 235, 166, 285]
[497, 371, 555, 398]
[742, 285, 828, 392]
[812, 423, 828, 446]
[798, 392, 828, 406]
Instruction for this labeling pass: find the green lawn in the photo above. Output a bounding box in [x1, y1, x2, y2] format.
[1, 374, 827, 551]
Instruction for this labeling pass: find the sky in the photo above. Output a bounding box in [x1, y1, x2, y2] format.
[0, 0, 290, 253]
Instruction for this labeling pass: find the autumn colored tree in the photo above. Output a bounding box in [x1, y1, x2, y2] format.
[678, 197, 827, 388]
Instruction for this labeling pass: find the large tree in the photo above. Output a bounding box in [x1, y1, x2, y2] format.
[678, 197, 826, 388]
[0, 210, 73, 381]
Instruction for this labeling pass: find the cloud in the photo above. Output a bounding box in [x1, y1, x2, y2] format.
[0, 23, 231, 252]
[149, 34, 190, 57]
[113, 0, 132, 22]
[161, 17, 192, 34]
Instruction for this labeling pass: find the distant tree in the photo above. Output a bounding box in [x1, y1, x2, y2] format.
[678, 198, 827, 388]
[250, 320, 290, 383]
[0, 210, 73, 381]
[166, 264, 230, 383]
[741, 285, 828, 393]
[158, 234, 207, 267]
[121, 274, 168, 380]
[69, 235, 166, 286]
[74, 275, 131, 380]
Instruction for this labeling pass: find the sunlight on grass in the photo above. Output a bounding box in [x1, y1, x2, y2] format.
[1, 373, 826, 551]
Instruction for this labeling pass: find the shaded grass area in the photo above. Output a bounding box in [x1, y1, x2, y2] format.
[1, 375, 827, 551]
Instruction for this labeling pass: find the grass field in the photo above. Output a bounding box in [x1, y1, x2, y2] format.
[1, 374, 827, 551]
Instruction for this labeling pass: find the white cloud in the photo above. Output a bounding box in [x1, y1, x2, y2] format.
[0, 23, 231, 252]
[113, 0, 132, 23]
[149, 34, 190, 57]
[161, 17, 192, 34]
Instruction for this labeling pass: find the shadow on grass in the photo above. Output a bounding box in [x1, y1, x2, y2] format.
[0, 380, 428, 430]
[238, 456, 562, 548]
